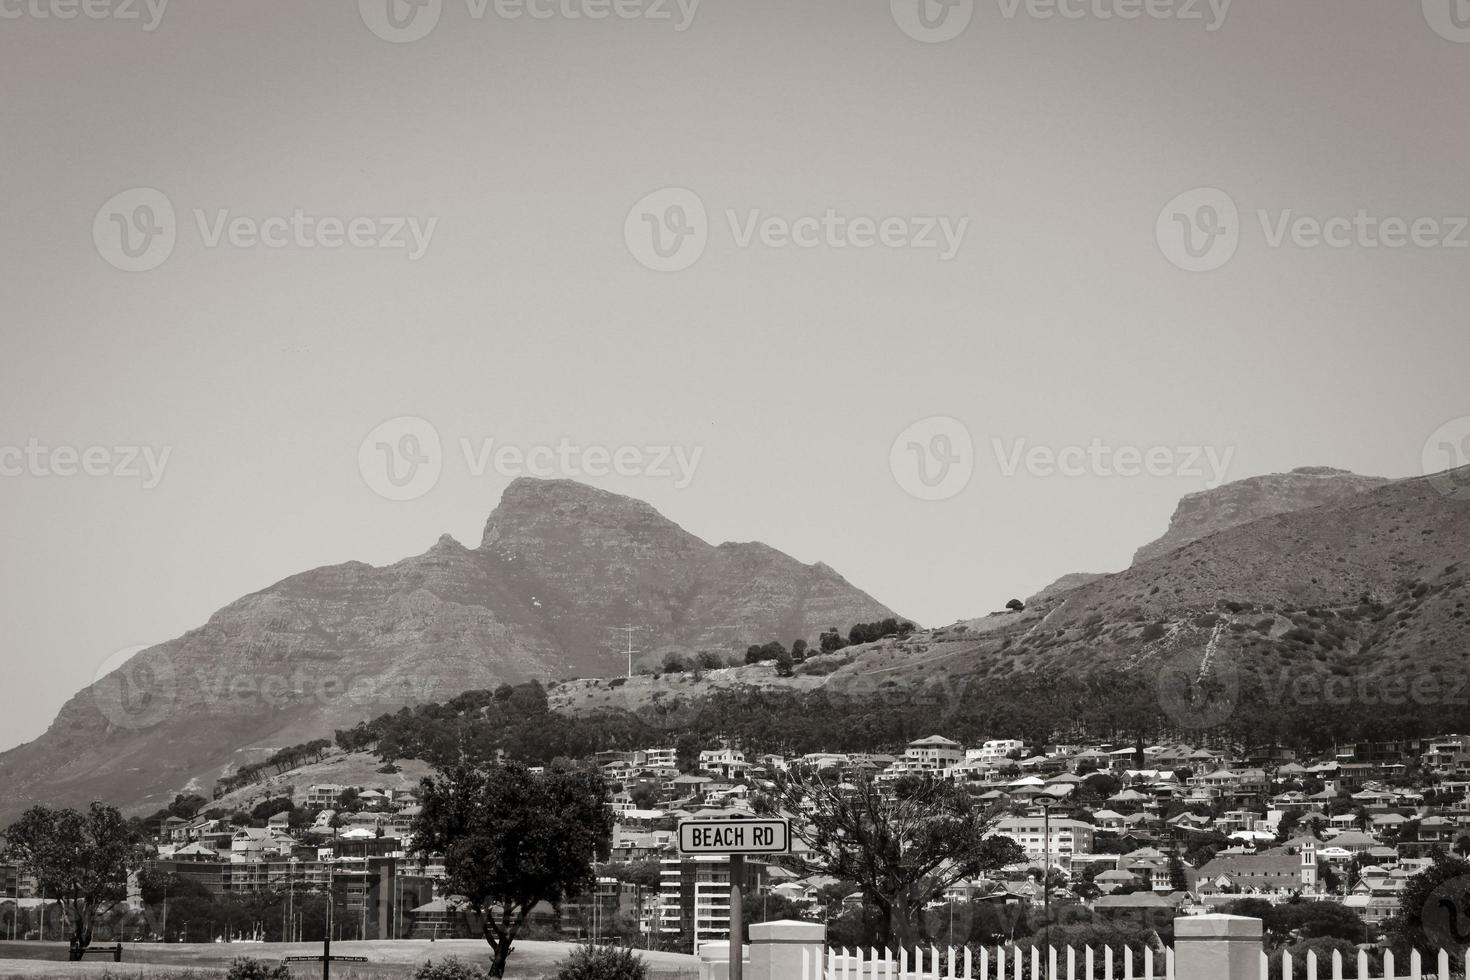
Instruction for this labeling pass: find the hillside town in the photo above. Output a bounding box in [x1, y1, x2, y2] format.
[6, 732, 1466, 956]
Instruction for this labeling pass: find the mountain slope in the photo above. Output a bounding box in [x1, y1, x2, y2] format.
[0, 479, 901, 822]
[1132, 466, 1389, 565]
[556, 467, 1470, 743]
[903, 467, 1470, 709]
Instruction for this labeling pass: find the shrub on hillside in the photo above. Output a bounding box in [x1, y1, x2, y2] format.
[554, 945, 648, 980]
[798, 658, 841, 677]
[225, 958, 291, 980]
[411, 956, 491, 980]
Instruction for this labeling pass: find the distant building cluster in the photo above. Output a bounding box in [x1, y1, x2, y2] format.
[6, 733, 1466, 950]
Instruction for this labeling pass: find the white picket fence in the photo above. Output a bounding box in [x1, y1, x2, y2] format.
[805, 945, 1470, 980]
[810, 945, 1173, 980]
[1270, 947, 1469, 980]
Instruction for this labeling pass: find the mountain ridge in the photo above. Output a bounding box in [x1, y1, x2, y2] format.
[0, 478, 901, 823]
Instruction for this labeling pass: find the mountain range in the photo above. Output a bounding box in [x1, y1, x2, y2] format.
[3, 465, 1465, 825]
[0, 478, 900, 822]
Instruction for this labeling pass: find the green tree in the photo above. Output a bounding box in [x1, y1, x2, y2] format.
[1383, 853, 1470, 957]
[412, 762, 614, 978]
[1167, 850, 1188, 892]
[2, 803, 140, 959]
[605, 858, 662, 942]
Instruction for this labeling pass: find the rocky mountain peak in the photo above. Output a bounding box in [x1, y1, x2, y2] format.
[1131, 466, 1389, 565]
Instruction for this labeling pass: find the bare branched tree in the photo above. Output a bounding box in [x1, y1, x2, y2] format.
[757, 767, 1023, 949]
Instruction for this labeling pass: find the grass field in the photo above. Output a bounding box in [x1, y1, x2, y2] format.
[0, 940, 699, 979]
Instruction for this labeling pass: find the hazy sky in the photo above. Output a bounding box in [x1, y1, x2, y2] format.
[2, 0, 1467, 752]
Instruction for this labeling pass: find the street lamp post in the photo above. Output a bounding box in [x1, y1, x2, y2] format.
[1037, 795, 1056, 972]
[288, 857, 299, 945]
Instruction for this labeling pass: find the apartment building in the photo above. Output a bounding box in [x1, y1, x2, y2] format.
[305, 784, 349, 808]
[698, 748, 750, 781]
[969, 739, 1026, 761]
[657, 855, 761, 953]
[903, 735, 964, 771]
[643, 747, 678, 770]
[988, 816, 1095, 866]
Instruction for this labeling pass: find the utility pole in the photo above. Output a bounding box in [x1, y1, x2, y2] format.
[1038, 795, 1055, 962]
[729, 855, 744, 980]
[608, 626, 644, 678]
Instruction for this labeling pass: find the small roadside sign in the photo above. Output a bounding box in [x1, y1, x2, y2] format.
[677, 818, 790, 855]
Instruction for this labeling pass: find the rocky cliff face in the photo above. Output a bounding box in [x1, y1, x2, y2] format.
[1132, 467, 1389, 565]
[0, 479, 901, 821]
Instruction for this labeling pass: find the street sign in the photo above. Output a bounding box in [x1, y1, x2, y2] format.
[284, 955, 369, 963]
[677, 818, 790, 855]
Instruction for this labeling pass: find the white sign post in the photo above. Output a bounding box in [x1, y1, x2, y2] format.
[677, 819, 791, 980]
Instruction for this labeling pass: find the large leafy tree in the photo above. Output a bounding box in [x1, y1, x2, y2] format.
[2, 803, 140, 959]
[760, 769, 1023, 948]
[412, 762, 614, 977]
[1383, 852, 1470, 957]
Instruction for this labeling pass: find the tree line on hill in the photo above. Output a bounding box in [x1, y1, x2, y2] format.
[324, 658, 1470, 777]
[212, 738, 334, 797]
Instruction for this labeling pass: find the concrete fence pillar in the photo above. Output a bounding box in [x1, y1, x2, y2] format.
[747, 919, 826, 980]
[1174, 914, 1264, 980]
[697, 940, 748, 980]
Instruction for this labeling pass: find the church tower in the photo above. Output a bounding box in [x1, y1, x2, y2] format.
[1300, 839, 1318, 893]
